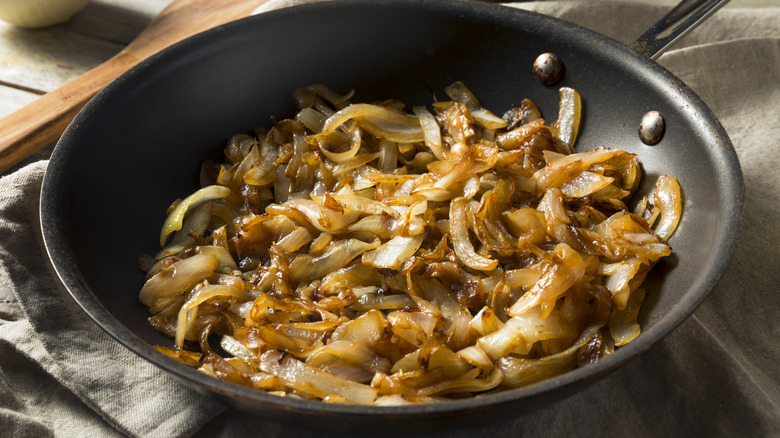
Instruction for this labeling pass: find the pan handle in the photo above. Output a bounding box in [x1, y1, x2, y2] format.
[630, 0, 731, 59]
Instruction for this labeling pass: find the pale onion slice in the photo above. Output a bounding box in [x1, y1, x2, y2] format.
[284, 130, 309, 180]
[156, 202, 212, 259]
[220, 335, 255, 362]
[275, 226, 315, 253]
[504, 268, 543, 288]
[308, 232, 332, 253]
[267, 199, 360, 234]
[160, 185, 232, 247]
[315, 363, 375, 385]
[653, 175, 683, 241]
[139, 253, 218, 307]
[603, 257, 643, 310]
[413, 106, 445, 159]
[273, 165, 293, 204]
[295, 107, 327, 132]
[316, 126, 362, 163]
[195, 245, 238, 271]
[390, 351, 420, 374]
[462, 175, 480, 200]
[332, 193, 395, 216]
[447, 310, 473, 351]
[560, 171, 615, 198]
[449, 197, 498, 271]
[423, 342, 473, 377]
[289, 238, 379, 283]
[543, 150, 566, 163]
[318, 103, 424, 143]
[592, 184, 630, 201]
[537, 188, 571, 224]
[346, 215, 398, 240]
[350, 293, 415, 311]
[551, 87, 582, 154]
[410, 187, 458, 202]
[260, 350, 378, 405]
[456, 345, 494, 369]
[387, 311, 438, 346]
[412, 277, 464, 319]
[468, 306, 505, 337]
[609, 288, 646, 346]
[477, 308, 569, 361]
[330, 310, 387, 345]
[306, 340, 392, 375]
[362, 234, 425, 270]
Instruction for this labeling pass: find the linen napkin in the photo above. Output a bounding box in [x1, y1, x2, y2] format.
[1, 1, 778, 437]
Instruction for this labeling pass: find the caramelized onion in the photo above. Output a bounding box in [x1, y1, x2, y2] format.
[139, 82, 682, 404]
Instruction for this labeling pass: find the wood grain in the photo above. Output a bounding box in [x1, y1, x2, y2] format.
[0, 0, 270, 173]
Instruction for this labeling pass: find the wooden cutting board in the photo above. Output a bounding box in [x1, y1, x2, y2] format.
[0, 0, 271, 173]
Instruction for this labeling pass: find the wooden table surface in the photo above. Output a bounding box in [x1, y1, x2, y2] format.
[0, 0, 771, 176]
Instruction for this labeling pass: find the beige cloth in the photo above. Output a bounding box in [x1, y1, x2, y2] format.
[0, 1, 778, 437]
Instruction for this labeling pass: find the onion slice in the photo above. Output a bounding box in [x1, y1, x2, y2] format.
[260, 350, 378, 405]
[160, 185, 231, 247]
[449, 197, 498, 271]
[289, 238, 379, 283]
[318, 103, 424, 143]
[139, 253, 218, 307]
[653, 175, 683, 241]
[551, 87, 582, 154]
[508, 243, 585, 317]
[175, 283, 245, 348]
[362, 234, 425, 270]
[414, 106, 445, 159]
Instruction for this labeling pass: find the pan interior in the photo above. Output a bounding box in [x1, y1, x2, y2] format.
[41, 0, 742, 427]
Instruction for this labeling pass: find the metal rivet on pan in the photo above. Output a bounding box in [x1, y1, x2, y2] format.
[533, 53, 563, 86]
[639, 111, 665, 145]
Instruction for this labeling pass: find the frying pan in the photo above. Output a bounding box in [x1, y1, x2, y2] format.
[39, 0, 744, 433]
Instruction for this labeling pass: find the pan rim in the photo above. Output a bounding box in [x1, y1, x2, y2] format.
[39, 0, 744, 419]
